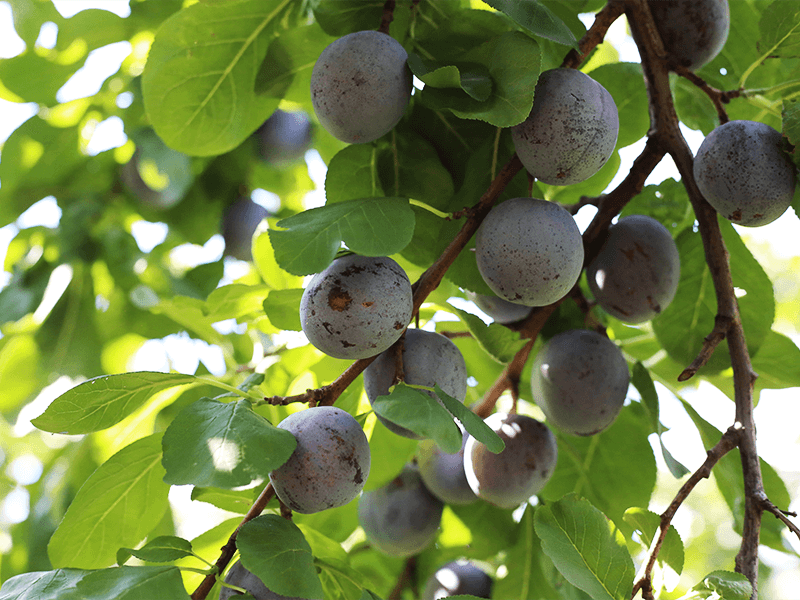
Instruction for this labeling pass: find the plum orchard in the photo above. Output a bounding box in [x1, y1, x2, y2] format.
[1, 1, 800, 600]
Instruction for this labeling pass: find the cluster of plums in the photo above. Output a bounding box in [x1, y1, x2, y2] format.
[224, 1, 799, 596]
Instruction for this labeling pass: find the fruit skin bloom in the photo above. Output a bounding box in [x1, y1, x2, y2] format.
[310, 30, 412, 144]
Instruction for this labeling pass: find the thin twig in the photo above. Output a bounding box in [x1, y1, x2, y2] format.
[378, 0, 396, 34]
[760, 496, 800, 543]
[678, 315, 732, 381]
[673, 65, 743, 124]
[631, 426, 740, 599]
[561, 0, 626, 69]
[191, 483, 277, 600]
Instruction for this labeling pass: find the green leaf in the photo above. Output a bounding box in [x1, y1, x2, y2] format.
[31, 372, 196, 435]
[406, 54, 492, 101]
[142, 0, 298, 156]
[190, 487, 257, 514]
[619, 178, 695, 238]
[535, 494, 634, 600]
[161, 398, 297, 488]
[48, 434, 170, 569]
[0, 334, 41, 412]
[310, 0, 384, 37]
[66, 566, 190, 600]
[204, 284, 271, 322]
[482, 0, 577, 47]
[263, 289, 304, 331]
[315, 557, 369, 600]
[325, 145, 385, 204]
[449, 305, 528, 363]
[421, 32, 541, 127]
[0, 52, 83, 105]
[623, 507, 684, 575]
[237, 514, 324, 599]
[434, 384, 505, 454]
[268, 197, 415, 276]
[751, 330, 800, 389]
[784, 98, 800, 170]
[117, 536, 194, 566]
[653, 219, 775, 373]
[540, 408, 657, 531]
[0, 569, 88, 600]
[758, 0, 800, 59]
[371, 383, 462, 453]
[690, 571, 753, 600]
[589, 62, 649, 148]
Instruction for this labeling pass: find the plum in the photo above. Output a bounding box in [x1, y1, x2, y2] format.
[416, 431, 477, 505]
[463, 412, 557, 509]
[468, 292, 532, 325]
[422, 560, 493, 600]
[511, 68, 618, 186]
[693, 120, 796, 227]
[587, 215, 680, 323]
[310, 30, 412, 144]
[475, 197, 584, 307]
[222, 198, 269, 261]
[300, 254, 412, 360]
[268, 406, 370, 514]
[220, 561, 309, 600]
[648, 0, 730, 70]
[255, 109, 312, 165]
[363, 328, 467, 439]
[358, 463, 444, 556]
[531, 329, 629, 436]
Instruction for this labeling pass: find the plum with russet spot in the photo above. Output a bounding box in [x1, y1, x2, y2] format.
[268, 406, 370, 514]
[300, 254, 412, 360]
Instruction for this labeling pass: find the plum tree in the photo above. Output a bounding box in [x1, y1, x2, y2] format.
[358, 463, 444, 557]
[531, 329, 630, 436]
[647, 0, 730, 70]
[299, 254, 412, 360]
[468, 292, 532, 325]
[475, 197, 584, 307]
[268, 406, 370, 514]
[693, 120, 797, 227]
[421, 560, 493, 600]
[221, 197, 270, 261]
[363, 328, 467, 438]
[586, 214, 680, 323]
[416, 431, 478, 505]
[463, 412, 557, 509]
[511, 68, 619, 185]
[310, 30, 412, 144]
[220, 561, 307, 600]
[254, 109, 312, 166]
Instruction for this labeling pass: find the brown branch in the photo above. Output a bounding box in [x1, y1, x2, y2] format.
[475, 337, 536, 418]
[411, 154, 523, 316]
[625, 0, 764, 595]
[561, 0, 626, 69]
[191, 483, 277, 600]
[378, 0, 396, 34]
[760, 497, 800, 543]
[678, 315, 733, 381]
[631, 426, 741, 599]
[673, 65, 744, 124]
[387, 556, 417, 600]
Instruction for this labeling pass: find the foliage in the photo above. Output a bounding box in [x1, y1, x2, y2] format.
[0, 1, 799, 600]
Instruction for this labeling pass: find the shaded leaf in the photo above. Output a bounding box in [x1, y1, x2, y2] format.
[263, 289, 304, 331]
[406, 53, 492, 101]
[449, 305, 528, 363]
[691, 570, 753, 600]
[0, 569, 88, 600]
[117, 536, 194, 566]
[482, 0, 577, 47]
[758, 0, 800, 58]
[363, 417, 418, 492]
[623, 508, 684, 575]
[434, 384, 505, 454]
[68, 566, 190, 600]
[238, 514, 324, 599]
[325, 145, 384, 205]
[371, 383, 462, 453]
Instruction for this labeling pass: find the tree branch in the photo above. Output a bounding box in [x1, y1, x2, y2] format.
[673, 65, 743, 124]
[678, 315, 732, 381]
[760, 497, 800, 543]
[631, 426, 741, 599]
[561, 0, 626, 69]
[191, 483, 277, 600]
